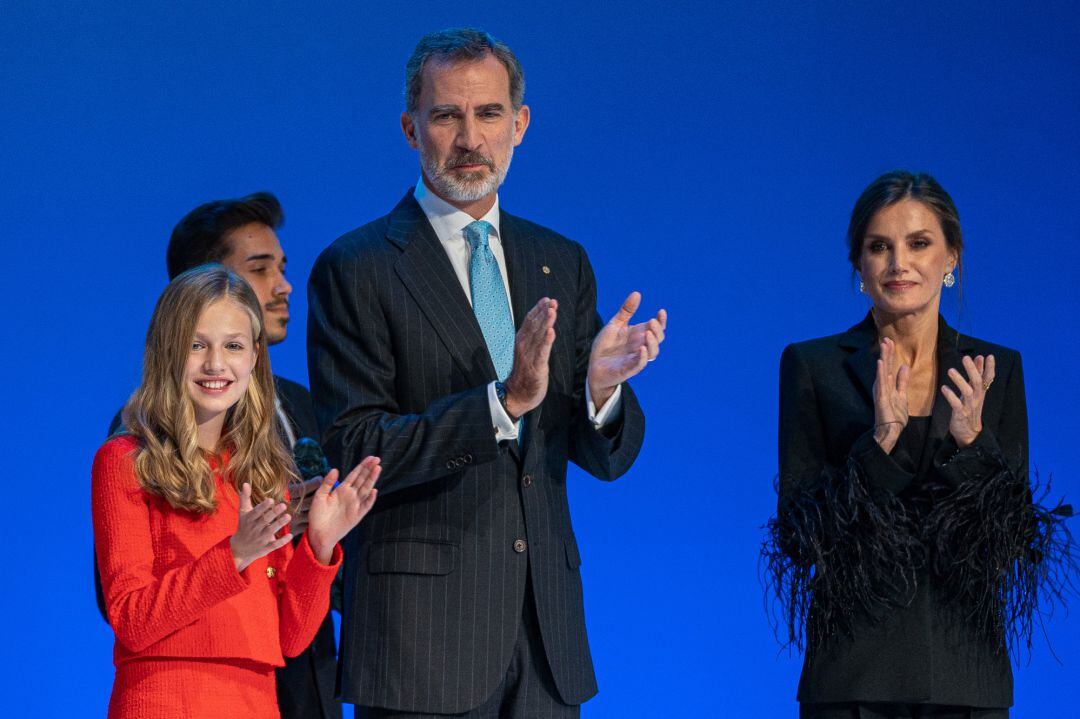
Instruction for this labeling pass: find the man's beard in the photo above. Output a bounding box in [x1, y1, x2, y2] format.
[264, 319, 288, 345]
[419, 141, 513, 204]
[264, 301, 288, 345]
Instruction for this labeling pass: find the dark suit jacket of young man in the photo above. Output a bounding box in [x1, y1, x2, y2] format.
[269, 376, 343, 719]
[97, 376, 342, 719]
[778, 313, 1027, 708]
[307, 190, 645, 714]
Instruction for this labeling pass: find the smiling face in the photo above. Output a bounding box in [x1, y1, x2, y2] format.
[184, 298, 259, 428]
[221, 222, 291, 345]
[401, 53, 530, 214]
[858, 198, 958, 318]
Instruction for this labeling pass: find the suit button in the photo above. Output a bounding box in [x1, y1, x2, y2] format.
[464, 453, 473, 464]
[513, 539, 527, 553]
[266, 567, 276, 579]
[445, 460, 454, 469]
[522, 474, 532, 488]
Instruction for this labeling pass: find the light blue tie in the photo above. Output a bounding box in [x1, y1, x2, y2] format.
[464, 220, 515, 381]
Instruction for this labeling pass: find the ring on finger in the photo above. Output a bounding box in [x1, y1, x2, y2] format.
[983, 379, 993, 391]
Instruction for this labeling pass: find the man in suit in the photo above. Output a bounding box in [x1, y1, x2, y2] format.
[99, 192, 342, 719]
[308, 28, 667, 718]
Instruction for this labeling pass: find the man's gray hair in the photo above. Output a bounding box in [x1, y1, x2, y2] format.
[405, 28, 525, 115]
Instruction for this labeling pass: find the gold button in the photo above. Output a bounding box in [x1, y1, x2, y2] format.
[541, 265, 550, 274]
[266, 567, 276, 579]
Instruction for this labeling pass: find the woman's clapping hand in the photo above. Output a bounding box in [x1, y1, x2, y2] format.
[873, 337, 910, 453]
[306, 456, 381, 565]
[942, 354, 994, 448]
[231, 484, 293, 572]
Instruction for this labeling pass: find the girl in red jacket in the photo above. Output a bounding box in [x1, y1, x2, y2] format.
[92, 265, 379, 718]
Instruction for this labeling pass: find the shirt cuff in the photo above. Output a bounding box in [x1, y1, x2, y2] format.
[488, 381, 519, 442]
[586, 380, 623, 429]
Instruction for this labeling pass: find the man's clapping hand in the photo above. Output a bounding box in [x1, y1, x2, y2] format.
[587, 292, 666, 409]
[503, 298, 558, 420]
[502, 292, 667, 420]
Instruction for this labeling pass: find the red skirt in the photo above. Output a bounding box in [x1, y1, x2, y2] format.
[108, 658, 280, 718]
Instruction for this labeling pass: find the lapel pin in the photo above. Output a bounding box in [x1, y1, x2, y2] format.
[542, 265, 550, 274]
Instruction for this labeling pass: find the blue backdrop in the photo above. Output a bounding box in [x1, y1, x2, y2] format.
[3, 1, 1077, 716]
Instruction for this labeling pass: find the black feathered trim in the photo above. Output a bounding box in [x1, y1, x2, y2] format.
[927, 445, 1077, 658]
[763, 457, 923, 653]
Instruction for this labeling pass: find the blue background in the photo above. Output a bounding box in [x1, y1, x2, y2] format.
[3, 1, 1077, 716]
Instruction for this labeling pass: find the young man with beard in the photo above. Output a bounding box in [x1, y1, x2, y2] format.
[308, 29, 667, 718]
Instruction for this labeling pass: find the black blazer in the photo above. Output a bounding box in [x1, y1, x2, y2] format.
[98, 376, 341, 719]
[307, 191, 645, 713]
[270, 376, 342, 719]
[275, 375, 320, 444]
[771, 313, 1028, 708]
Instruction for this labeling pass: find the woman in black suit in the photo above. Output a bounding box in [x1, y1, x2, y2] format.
[765, 171, 1071, 718]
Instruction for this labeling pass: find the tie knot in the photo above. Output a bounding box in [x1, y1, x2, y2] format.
[464, 220, 494, 251]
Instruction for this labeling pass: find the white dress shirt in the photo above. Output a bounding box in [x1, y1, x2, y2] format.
[412, 180, 622, 441]
[275, 397, 297, 449]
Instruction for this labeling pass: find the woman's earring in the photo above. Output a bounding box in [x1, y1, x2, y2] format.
[943, 272, 956, 288]
[859, 279, 866, 293]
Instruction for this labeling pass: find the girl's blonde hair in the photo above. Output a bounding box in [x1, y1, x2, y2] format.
[122, 264, 297, 513]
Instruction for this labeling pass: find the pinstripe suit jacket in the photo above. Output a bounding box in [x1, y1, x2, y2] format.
[307, 190, 644, 713]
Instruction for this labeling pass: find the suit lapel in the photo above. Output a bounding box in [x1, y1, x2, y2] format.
[499, 212, 545, 461]
[927, 316, 974, 443]
[389, 191, 497, 387]
[499, 211, 534, 331]
[909, 317, 971, 476]
[841, 313, 879, 404]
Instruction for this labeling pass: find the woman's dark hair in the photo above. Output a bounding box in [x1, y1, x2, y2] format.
[166, 192, 284, 280]
[847, 171, 963, 280]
